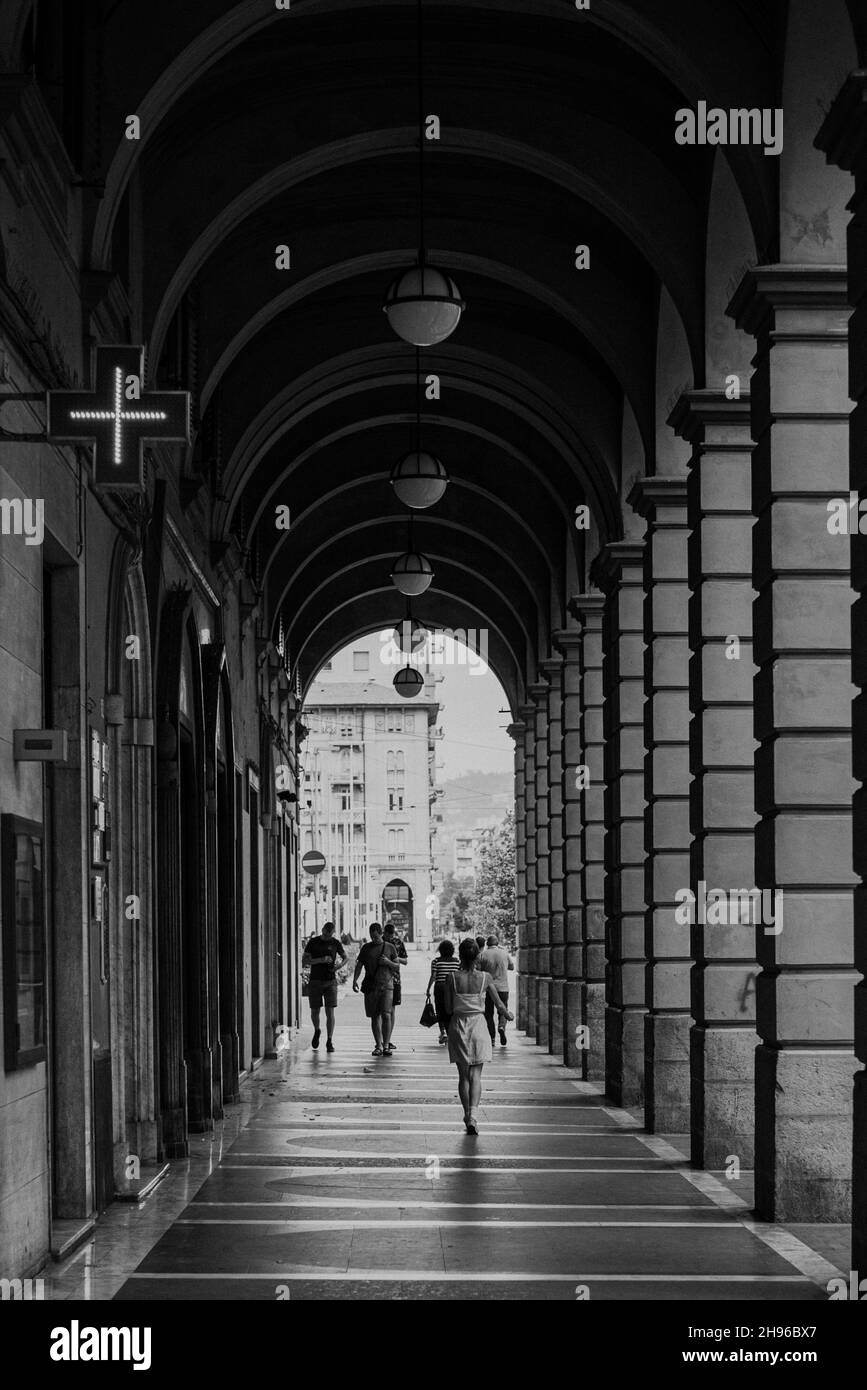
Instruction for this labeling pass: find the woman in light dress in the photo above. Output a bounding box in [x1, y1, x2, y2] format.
[444, 937, 514, 1134]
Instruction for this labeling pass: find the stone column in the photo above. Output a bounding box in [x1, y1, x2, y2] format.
[555, 629, 586, 1067]
[592, 542, 648, 1109]
[519, 705, 538, 1036]
[568, 594, 606, 1081]
[818, 70, 867, 1268]
[670, 390, 758, 1170]
[731, 265, 856, 1220]
[542, 656, 566, 1056]
[530, 679, 552, 1048]
[509, 720, 528, 1029]
[629, 478, 693, 1134]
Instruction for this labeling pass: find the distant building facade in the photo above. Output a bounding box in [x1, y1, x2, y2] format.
[298, 638, 442, 942]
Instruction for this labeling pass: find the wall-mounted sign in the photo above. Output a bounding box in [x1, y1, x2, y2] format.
[13, 730, 68, 763]
[47, 346, 190, 490]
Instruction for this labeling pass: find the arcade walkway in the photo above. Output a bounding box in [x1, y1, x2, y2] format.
[32, 967, 848, 1302]
[51, 961, 838, 1302]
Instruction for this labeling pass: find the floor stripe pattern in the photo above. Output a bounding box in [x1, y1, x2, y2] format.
[110, 981, 843, 1302]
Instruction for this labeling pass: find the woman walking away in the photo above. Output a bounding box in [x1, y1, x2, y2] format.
[444, 938, 513, 1134]
[426, 939, 459, 1044]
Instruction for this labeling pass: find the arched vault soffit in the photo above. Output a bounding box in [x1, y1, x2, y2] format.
[91, 0, 776, 272]
[143, 129, 698, 371]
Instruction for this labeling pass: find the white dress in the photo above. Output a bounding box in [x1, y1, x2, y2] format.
[447, 970, 493, 1065]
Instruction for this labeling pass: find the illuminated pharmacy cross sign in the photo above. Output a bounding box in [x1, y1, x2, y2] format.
[47, 346, 190, 490]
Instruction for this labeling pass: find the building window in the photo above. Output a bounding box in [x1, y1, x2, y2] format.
[387, 710, 403, 732]
[353, 651, 370, 672]
[322, 661, 332, 672]
[2, 816, 46, 1071]
[386, 749, 406, 811]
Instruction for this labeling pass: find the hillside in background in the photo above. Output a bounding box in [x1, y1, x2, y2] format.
[436, 770, 512, 875]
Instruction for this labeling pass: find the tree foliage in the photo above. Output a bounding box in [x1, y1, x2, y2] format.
[467, 809, 516, 946]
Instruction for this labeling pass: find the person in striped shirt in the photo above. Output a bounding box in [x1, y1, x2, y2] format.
[426, 939, 459, 1044]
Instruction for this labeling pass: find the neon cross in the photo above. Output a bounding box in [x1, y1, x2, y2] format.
[47, 345, 190, 490]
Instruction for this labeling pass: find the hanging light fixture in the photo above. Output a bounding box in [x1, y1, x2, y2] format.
[394, 666, 424, 699]
[393, 615, 427, 654]
[391, 349, 449, 508]
[391, 549, 433, 596]
[383, 0, 464, 347]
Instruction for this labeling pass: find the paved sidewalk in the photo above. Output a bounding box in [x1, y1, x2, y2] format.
[103, 986, 845, 1301]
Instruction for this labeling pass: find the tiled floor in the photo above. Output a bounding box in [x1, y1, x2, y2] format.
[41, 969, 851, 1302]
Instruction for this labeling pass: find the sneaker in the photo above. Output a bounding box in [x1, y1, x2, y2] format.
[326, 1040, 335, 1053]
[371, 1046, 383, 1056]
[499, 1028, 507, 1046]
[312, 1029, 321, 1050]
[465, 1115, 478, 1136]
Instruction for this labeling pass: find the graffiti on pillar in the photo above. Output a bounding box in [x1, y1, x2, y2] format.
[424, 893, 439, 921]
[275, 1025, 291, 1054]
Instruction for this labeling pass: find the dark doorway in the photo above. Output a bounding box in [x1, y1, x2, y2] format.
[249, 786, 261, 1061]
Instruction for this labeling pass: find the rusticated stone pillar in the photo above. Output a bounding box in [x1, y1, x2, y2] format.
[818, 66, 867, 1274]
[530, 679, 552, 1048]
[731, 264, 856, 1220]
[629, 477, 693, 1134]
[542, 656, 566, 1056]
[568, 594, 606, 1082]
[519, 704, 538, 1036]
[593, 541, 648, 1110]
[510, 720, 528, 1029]
[670, 390, 758, 1170]
[555, 629, 586, 1067]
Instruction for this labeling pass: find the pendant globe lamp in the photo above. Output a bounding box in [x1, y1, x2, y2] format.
[382, 0, 464, 347]
[394, 665, 424, 699]
[394, 614, 428, 654]
[391, 548, 433, 596]
[391, 349, 450, 508]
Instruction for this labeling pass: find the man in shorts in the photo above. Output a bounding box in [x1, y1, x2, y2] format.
[302, 921, 346, 1053]
[382, 922, 408, 1045]
[352, 922, 399, 1056]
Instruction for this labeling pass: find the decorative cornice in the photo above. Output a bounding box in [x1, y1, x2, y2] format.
[727, 264, 848, 337]
[590, 539, 645, 594]
[506, 722, 526, 741]
[567, 591, 605, 626]
[668, 388, 752, 444]
[815, 71, 867, 173]
[627, 475, 688, 520]
[552, 626, 583, 654]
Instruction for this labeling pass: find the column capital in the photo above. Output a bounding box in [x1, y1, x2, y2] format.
[589, 539, 645, 594]
[506, 721, 526, 742]
[517, 702, 536, 723]
[815, 71, 867, 173]
[668, 388, 752, 443]
[539, 656, 563, 680]
[728, 263, 848, 336]
[552, 626, 583, 657]
[566, 591, 605, 628]
[627, 474, 688, 521]
[527, 681, 550, 704]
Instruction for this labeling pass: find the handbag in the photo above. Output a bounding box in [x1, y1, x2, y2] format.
[420, 998, 438, 1028]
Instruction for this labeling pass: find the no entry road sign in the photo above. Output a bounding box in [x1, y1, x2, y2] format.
[302, 850, 326, 875]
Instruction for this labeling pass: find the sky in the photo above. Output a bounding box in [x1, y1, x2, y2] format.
[424, 640, 514, 783]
